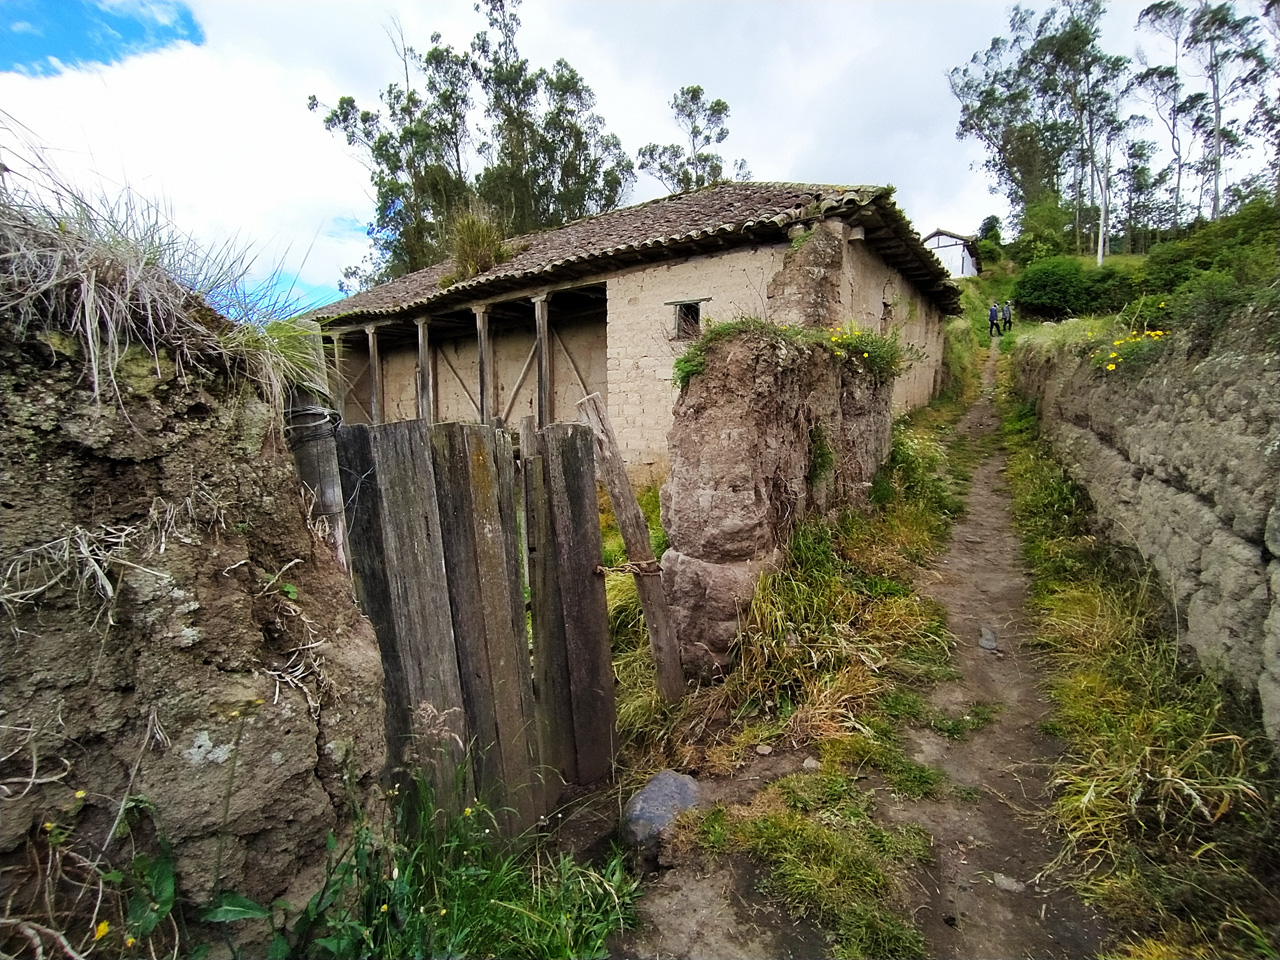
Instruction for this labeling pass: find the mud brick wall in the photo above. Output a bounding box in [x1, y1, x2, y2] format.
[1012, 306, 1280, 743]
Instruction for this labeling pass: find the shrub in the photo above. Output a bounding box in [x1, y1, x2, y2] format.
[1012, 256, 1086, 319]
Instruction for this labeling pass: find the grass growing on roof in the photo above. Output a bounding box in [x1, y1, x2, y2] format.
[996, 360, 1280, 959]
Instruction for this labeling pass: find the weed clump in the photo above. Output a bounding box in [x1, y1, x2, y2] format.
[685, 773, 931, 959]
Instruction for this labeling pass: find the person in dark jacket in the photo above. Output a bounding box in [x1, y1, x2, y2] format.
[988, 302, 1001, 337]
[1002, 300, 1013, 333]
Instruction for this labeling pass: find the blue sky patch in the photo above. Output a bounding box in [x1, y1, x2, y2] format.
[5, 1, 204, 76]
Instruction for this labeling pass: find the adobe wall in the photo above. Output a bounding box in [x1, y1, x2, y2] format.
[605, 245, 790, 483]
[660, 329, 894, 677]
[1011, 307, 1280, 743]
[605, 229, 948, 482]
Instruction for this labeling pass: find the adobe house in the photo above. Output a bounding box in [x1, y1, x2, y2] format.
[307, 182, 962, 481]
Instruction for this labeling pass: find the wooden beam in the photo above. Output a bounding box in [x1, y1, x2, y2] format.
[576, 393, 685, 702]
[534, 294, 552, 427]
[365, 324, 382, 426]
[415, 318, 434, 423]
[474, 305, 493, 423]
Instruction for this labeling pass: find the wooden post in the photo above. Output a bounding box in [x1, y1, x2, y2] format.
[415, 318, 435, 423]
[533, 294, 552, 427]
[541, 423, 616, 782]
[520, 418, 576, 793]
[474, 306, 493, 423]
[576, 393, 685, 702]
[365, 324, 382, 425]
[286, 320, 348, 569]
[431, 422, 541, 833]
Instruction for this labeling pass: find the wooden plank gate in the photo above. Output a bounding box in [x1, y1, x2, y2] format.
[334, 418, 615, 836]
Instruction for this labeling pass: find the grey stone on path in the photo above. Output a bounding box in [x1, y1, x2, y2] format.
[755, 744, 773, 755]
[803, 757, 821, 771]
[993, 872, 1027, 893]
[979, 625, 999, 650]
[620, 769, 700, 850]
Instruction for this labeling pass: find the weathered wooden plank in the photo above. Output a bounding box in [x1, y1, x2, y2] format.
[372, 419, 470, 803]
[522, 421, 576, 795]
[488, 426, 544, 825]
[542, 423, 616, 783]
[334, 425, 408, 765]
[534, 296, 552, 427]
[430, 422, 502, 799]
[577, 393, 685, 702]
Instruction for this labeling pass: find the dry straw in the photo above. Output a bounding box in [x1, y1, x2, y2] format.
[0, 113, 326, 414]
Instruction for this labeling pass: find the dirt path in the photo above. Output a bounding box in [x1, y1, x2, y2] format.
[609, 349, 1106, 959]
[874, 348, 1106, 958]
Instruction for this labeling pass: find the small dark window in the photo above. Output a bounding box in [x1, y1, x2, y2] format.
[674, 302, 701, 340]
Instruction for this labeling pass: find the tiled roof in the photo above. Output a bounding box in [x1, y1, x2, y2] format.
[308, 182, 962, 326]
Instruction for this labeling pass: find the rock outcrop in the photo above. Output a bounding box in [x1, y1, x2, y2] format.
[661, 330, 892, 677]
[1012, 305, 1280, 742]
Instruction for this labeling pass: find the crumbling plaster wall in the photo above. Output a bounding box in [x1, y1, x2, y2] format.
[1012, 308, 1280, 743]
[0, 337, 386, 939]
[661, 332, 893, 677]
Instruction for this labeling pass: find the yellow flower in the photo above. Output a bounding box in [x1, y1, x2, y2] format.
[862, 352, 869, 357]
[464, 807, 472, 817]
[380, 903, 388, 913]
[75, 790, 86, 799]
[1106, 364, 1116, 370]
[1109, 352, 1118, 358]
[43, 822, 54, 831]
[1159, 301, 1165, 308]
[440, 908, 448, 916]
[95, 921, 109, 941]
[126, 936, 137, 947]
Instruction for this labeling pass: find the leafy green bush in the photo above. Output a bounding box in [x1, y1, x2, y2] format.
[1081, 264, 1140, 314]
[1011, 256, 1087, 318]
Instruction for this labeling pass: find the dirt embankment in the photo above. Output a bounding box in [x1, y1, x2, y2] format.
[1, 335, 386, 941]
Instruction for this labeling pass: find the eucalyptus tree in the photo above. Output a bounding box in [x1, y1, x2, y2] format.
[1136, 2, 1196, 231]
[1184, 2, 1268, 218]
[638, 85, 751, 194]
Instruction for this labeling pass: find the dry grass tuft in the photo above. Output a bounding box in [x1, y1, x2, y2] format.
[0, 119, 325, 412]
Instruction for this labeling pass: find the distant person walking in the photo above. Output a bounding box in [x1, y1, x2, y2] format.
[988, 301, 1001, 337]
[1002, 300, 1013, 333]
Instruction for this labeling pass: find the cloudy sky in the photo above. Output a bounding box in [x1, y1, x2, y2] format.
[2, 0, 1168, 310]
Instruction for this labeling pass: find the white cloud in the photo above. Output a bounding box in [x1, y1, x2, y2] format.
[6, 0, 1237, 306]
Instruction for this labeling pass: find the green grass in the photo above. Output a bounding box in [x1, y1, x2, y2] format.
[200, 773, 640, 959]
[685, 771, 931, 959]
[672, 317, 917, 391]
[997, 358, 1280, 960]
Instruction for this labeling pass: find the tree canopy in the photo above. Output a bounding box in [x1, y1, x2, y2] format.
[310, 1, 634, 290]
[950, 0, 1274, 263]
[637, 85, 752, 194]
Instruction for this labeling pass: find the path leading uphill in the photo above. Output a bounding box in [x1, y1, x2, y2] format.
[873, 347, 1106, 958]
[608, 348, 1106, 959]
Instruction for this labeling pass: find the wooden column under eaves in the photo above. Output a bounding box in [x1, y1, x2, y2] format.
[533, 294, 552, 427]
[364, 324, 382, 425]
[474, 306, 494, 423]
[415, 317, 435, 423]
